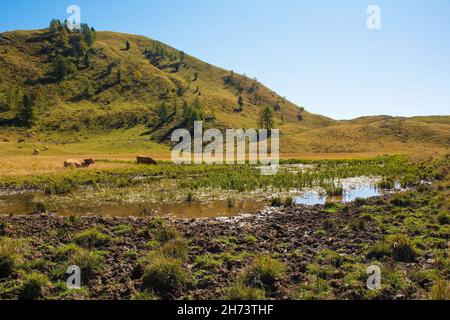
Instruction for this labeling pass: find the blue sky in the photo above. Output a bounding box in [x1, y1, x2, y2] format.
[1, 0, 449, 119]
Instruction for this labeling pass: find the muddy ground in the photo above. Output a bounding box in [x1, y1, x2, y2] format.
[1, 191, 440, 300]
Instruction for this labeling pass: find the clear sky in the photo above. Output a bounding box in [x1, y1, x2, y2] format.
[1, 0, 449, 119]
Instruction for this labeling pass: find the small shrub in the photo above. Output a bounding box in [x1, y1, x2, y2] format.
[141, 255, 187, 296]
[74, 228, 112, 249]
[161, 240, 188, 261]
[243, 255, 286, 291]
[19, 273, 50, 300]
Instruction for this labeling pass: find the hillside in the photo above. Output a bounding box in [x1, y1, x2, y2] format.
[0, 25, 449, 156]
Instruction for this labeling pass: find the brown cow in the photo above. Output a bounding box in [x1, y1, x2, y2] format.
[64, 158, 95, 168]
[137, 156, 157, 165]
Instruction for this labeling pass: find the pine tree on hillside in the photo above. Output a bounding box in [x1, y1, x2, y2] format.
[81, 23, 96, 46]
[125, 41, 131, 50]
[16, 92, 35, 127]
[259, 105, 274, 130]
[237, 95, 244, 111]
[53, 55, 75, 81]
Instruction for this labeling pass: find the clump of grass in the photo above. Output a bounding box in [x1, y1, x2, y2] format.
[243, 255, 286, 291]
[130, 290, 160, 300]
[325, 184, 344, 197]
[366, 242, 392, 260]
[270, 197, 283, 207]
[19, 272, 50, 300]
[141, 254, 188, 297]
[388, 235, 417, 263]
[0, 238, 27, 278]
[367, 235, 417, 263]
[290, 275, 330, 300]
[284, 196, 293, 206]
[111, 224, 132, 236]
[378, 178, 395, 189]
[147, 217, 166, 230]
[154, 226, 179, 244]
[244, 234, 257, 244]
[317, 249, 345, 268]
[429, 279, 450, 300]
[73, 228, 112, 249]
[44, 181, 73, 195]
[225, 281, 266, 300]
[32, 201, 47, 214]
[54, 243, 105, 280]
[390, 193, 414, 207]
[160, 240, 188, 261]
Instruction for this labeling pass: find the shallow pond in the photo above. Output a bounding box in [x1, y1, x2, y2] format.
[0, 177, 400, 218]
[294, 177, 401, 205]
[0, 192, 265, 219]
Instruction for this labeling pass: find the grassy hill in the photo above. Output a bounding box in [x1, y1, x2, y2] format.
[0, 25, 448, 158]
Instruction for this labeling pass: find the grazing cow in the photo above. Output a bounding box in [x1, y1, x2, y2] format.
[18, 139, 25, 143]
[64, 158, 95, 168]
[136, 156, 157, 165]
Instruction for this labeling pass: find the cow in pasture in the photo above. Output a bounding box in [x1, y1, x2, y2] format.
[64, 158, 95, 168]
[136, 156, 157, 165]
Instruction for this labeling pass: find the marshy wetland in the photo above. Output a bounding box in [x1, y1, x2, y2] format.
[0, 154, 449, 300]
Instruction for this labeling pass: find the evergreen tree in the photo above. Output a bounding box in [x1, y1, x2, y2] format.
[81, 24, 95, 46]
[259, 105, 274, 130]
[125, 41, 131, 50]
[237, 95, 244, 111]
[53, 55, 75, 81]
[49, 19, 62, 34]
[16, 92, 35, 127]
[83, 53, 90, 68]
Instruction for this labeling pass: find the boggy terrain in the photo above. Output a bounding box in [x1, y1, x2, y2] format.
[0, 157, 448, 300]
